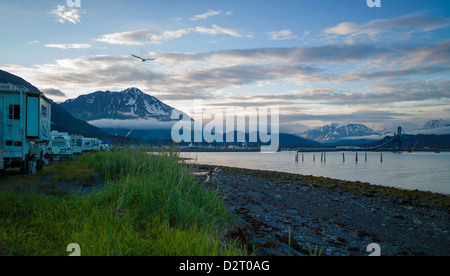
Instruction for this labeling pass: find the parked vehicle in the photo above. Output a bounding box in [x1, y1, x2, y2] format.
[48, 137, 73, 161]
[92, 138, 101, 151]
[71, 135, 84, 155]
[0, 83, 51, 174]
[101, 141, 114, 152]
[81, 138, 93, 152]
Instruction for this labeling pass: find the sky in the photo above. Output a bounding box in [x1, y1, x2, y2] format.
[1, 0, 450, 133]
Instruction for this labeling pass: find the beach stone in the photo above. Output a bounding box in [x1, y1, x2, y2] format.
[299, 187, 310, 192]
[413, 218, 423, 225]
[287, 209, 299, 215]
[275, 195, 283, 201]
[342, 215, 352, 221]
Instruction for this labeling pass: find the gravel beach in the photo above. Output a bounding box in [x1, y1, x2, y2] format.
[194, 164, 450, 256]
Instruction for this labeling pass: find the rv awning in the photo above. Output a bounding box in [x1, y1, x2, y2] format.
[101, 141, 114, 145]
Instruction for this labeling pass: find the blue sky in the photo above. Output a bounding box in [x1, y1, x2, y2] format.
[1, 0, 450, 133]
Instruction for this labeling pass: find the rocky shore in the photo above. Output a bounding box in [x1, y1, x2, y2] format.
[194, 165, 450, 256]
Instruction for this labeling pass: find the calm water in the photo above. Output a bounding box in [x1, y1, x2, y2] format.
[183, 151, 450, 195]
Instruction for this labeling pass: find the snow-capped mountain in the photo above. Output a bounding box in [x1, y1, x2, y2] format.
[300, 123, 380, 143]
[61, 87, 177, 121]
[408, 119, 450, 135]
[421, 119, 450, 130]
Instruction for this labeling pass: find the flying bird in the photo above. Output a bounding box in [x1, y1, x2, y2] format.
[131, 54, 156, 62]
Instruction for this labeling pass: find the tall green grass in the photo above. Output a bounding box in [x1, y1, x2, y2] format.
[0, 149, 245, 256]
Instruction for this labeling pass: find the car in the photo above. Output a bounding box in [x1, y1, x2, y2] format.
[48, 138, 74, 161]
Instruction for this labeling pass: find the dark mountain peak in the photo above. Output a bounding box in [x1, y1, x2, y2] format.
[61, 87, 177, 121]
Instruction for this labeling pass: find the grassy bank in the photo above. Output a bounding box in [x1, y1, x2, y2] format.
[0, 149, 245, 256]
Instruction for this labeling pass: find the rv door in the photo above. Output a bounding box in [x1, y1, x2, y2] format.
[26, 96, 39, 138]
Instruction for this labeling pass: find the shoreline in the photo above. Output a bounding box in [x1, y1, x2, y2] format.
[193, 164, 450, 256]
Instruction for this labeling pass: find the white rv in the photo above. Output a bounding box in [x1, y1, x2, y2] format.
[71, 135, 84, 155]
[0, 83, 52, 174]
[81, 138, 93, 152]
[92, 139, 101, 151]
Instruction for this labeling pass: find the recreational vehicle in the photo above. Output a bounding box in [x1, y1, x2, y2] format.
[81, 138, 94, 152]
[0, 83, 52, 174]
[83, 137, 100, 152]
[71, 135, 84, 155]
[92, 139, 101, 151]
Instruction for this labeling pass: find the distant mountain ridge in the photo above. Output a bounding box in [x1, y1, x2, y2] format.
[300, 123, 380, 143]
[421, 119, 450, 130]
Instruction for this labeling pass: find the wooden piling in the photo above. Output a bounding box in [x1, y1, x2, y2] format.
[380, 152, 383, 163]
[356, 152, 358, 163]
[313, 154, 316, 162]
[365, 152, 367, 162]
[343, 152, 345, 162]
[295, 152, 299, 163]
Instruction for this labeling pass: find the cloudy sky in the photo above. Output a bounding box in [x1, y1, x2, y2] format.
[1, 0, 450, 133]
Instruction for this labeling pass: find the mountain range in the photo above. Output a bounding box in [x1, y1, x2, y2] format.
[60, 87, 319, 146]
[61, 88, 176, 121]
[299, 123, 379, 143]
[2, 69, 449, 148]
[299, 121, 450, 144]
[60, 87, 188, 141]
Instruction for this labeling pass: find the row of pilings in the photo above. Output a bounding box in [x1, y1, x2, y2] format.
[295, 152, 383, 163]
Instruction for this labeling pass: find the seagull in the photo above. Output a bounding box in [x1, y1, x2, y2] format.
[131, 54, 156, 62]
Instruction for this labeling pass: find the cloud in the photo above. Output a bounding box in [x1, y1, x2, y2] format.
[50, 5, 85, 24]
[266, 30, 298, 40]
[190, 10, 222, 21]
[45, 43, 92, 49]
[281, 110, 410, 124]
[88, 118, 176, 130]
[42, 88, 66, 97]
[95, 25, 242, 45]
[324, 12, 450, 43]
[2, 39, 449, 128]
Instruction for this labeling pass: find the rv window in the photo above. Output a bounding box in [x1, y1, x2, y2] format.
[53, 141, 66, 147]
[42, 105, 47, 118]
[9, 105, 20, 120]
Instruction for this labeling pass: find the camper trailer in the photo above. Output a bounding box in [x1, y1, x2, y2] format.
[0, 83, 52, 174]
[92, 139, 101, 151]
[81, 138, 94, 152]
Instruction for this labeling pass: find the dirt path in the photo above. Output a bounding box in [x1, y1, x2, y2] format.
[195, 165, 450, 256]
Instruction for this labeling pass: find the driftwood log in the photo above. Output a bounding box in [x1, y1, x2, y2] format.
[192, 167, 221, 188]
